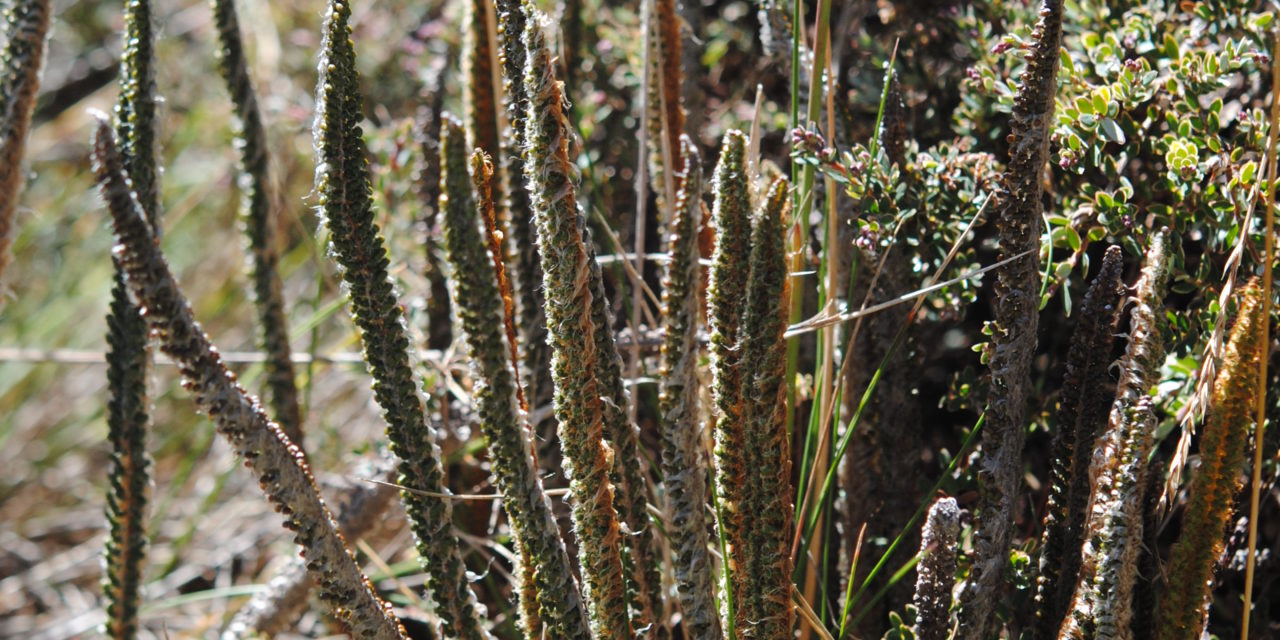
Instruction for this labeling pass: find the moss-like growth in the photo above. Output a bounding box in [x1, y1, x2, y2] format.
[0, 0, 50, 284]
[1032, 245, 1125, 639]
[1061, 230, 1174, 639]
[210, 0, 303, 444]
[439, 115, 592, 640]
[707, 130, 752, 632]
[521, 6, 632, 639]
[913, 497, 961, 640]
[312, 3, 490, 638]
[1156, 281, 1264, 640]
[92, 116, 406, 640]
[659, 135, 721, 640]
[737, 178, 794, 640]
[957, 1, 1063, 636]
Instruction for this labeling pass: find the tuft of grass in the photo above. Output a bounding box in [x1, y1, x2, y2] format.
[312, 1, 491, 637]
[91, 115, 407, 640]
[1157, 281, 1265, 640]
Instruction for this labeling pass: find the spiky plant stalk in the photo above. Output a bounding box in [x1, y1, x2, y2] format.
[223, 458, 399, 639]
[914, 497, 961, 640]
[957, 1, 1062, 635]
[659, 136, 721, 640]
[494, 0, 551, 438]
[707, 130, 752, 633]
[522, 6, 631, 639]
[464, 0, 508, 260]
[1060, 230, 1174, 640]
[438, 115, 592, 640]
[645, 0, 685, 217]
[1156, 281, 1265, 640]
[91, 116, 406, 640]
[737, 178, 794, 640]
[0, 0, 50, 284]
[103, 2, 157, 635]
[1032, 245, 1125, 639]
[210, 0, 303, 444]
[313, 3, 490, 638]
[411, 61, 455, 351]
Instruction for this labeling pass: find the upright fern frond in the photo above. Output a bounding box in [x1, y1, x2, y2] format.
[957, 1, 1062, 635]
[645, 0, 685, 216]
[103, 2, 157, 635]
[494, 0, 551, 434]
[737, 178, 794, 640]
[92, 117, 406, 640]
[1157, 281, 1264, 640]
[707, 130, 753, 631]
[439, 115, 591, 640]
[1033, 245, 1125, 639]
[521, 6, 632, 639]
[210, 0, 303, 444]
[914, 497, 961, 640]
[313, 3, 490, 638]
[0, 0, 51, 284]
[1061, 230, 1174, 640]
[659, 135, 721, 640]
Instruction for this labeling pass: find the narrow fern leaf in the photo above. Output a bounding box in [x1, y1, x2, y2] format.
[0, 0, 51, 283]
[313, 3, 491, 638]
[210, 0, 303, 444]
[92, 116, 406, 640]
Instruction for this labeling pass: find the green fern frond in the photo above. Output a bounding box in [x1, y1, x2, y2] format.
[1033, 245, 1125, 639]
[958, 1, 1063, 636]
[1157, 281, 1264, 640]
[210, 0, 303, 444]
[1062, 230, 1174, 639]
[92, 116, 406, 640]
[0, 0, 50, 283]
[659, 135, 721, 640]
[521, 5, 632, 638]
[313, 2, 491, 637]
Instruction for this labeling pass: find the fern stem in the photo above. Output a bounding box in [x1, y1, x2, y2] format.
[210, 0, 303, 444]
[0, 0, 50, 284]
[521, 6, 632, 638]
[659, 135, 721, 640]
[1157, 281, 1265, 640]
[957, 1, 1062, 636]
[1032, 245, 1125, 639]
[1061, 230, 1174, 640]
[439, 115, 592, 640]
[707, 130, 752, 637]
[313, 3, 491, 637]
[92, 116, 406, 640]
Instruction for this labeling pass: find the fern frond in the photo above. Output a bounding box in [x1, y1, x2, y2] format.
[92, 116, 405, 640]
[210, 0, 303, 444]
[737, 178, 794, 640]
[0, 0, 50, 283]
[522, 6, 632, 638]
[1061, 230, 1174, 640]
[957, 1, 1063, 635]
[659, 135, 721, 640]
[1033, 245, 1125, 639]
[1156, 281, 1264, 640]
[313, 3, 490, 637]
[913, 497, 961, 640]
